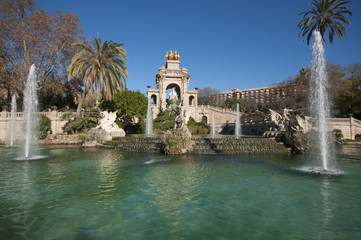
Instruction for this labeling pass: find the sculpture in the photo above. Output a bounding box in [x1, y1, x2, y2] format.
[169, 87, 178, 102]
[165, 50, 181, 60]
[95, 111, 125, 138]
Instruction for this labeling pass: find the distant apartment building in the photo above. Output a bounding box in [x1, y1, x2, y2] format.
[209, 84, 297, 105]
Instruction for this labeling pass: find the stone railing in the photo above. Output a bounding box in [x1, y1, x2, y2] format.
[0, 110, 70, 143]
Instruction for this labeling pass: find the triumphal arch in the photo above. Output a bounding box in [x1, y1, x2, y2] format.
[147, 51, 198, 117]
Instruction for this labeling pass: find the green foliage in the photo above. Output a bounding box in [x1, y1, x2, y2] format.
[100, 89, 148, 132]
[187, 117, 210, 135]
[153, 111, 175, 134]
[279, 132, 293, 148]
[63, 108, 101, 133]
[355, 134, 361, 141]
[297, 0, 352, 45]
[333, 129, 343, 140]
[68, 34, 128, 100]
[331, 63, 361, 120]
[123, 122, 145, 135]
[224, 98, 246, 112]
[60, 112, 75, 121]
[38, 115, 51, 140]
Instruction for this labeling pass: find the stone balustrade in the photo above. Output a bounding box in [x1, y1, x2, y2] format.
[0, 110, 69, 143]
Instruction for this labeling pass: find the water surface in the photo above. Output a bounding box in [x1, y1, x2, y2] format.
[1, 145, 360, 239]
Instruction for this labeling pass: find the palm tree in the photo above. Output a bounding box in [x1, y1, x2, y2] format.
[297, 0, 352, 45]
[68, 35, 128, 117]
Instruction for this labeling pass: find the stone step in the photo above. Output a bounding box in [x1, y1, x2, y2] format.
[105, 136, 286, 154]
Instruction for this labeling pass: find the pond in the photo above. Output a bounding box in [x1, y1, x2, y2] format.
[1, 145, 361, 239]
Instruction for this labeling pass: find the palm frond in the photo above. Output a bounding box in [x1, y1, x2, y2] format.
[297, 0, 352, 45]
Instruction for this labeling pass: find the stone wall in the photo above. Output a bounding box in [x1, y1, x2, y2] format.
[187, 105, 237, 132]
[330, 117, 361, 140]
[0, 110, 68, 143]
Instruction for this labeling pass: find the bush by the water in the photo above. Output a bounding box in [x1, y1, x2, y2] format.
[187, 117, 209, 135]
[38, 115, 51, 139]
[279, 131, 293, 148]
[333, 129, 343, 142]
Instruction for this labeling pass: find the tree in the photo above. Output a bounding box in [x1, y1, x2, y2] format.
[68, 35, 128, 117]
[297, 0, 352, 44]
[331, 63, 361, 119]
[197, 87, 220, 105]
[0, 0, 85, 105]
[100, 89, 147, 131]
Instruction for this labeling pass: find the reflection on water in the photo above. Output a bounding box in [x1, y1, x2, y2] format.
[96, 151, 123, 195]
[318, 179, 332, 239]
[6, 163, 38, 239]
[1, 146, 361, 239]
[144, 156, 209, 216]
[337, 144, 361, 162]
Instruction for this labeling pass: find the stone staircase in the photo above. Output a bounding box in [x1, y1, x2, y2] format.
[105, 136, 163, 153]
[105, 136, 286, 154]
[192, 137, 286, 154]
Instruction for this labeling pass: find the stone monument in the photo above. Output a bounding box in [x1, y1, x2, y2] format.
[147, 51, 198, 118]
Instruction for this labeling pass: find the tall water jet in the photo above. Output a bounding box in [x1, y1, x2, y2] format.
[211, 115, 215, 138]
[8, 94, 17, 147]
[308, 31, 335, 172]
[23, 64, 39, 158]
[235, 103, 241, 138]
[145, 99, 153, 137]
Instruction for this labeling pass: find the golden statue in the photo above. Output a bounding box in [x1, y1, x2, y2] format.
[165, 50, 181, 60]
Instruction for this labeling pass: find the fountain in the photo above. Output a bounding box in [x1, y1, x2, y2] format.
[145, 98, 153, 137]
[14, 64, 45, 160]
[8, 94, 17, 147]
[235, 103, 241, 138]
[299, 31, 341, 175]
[211, 115, 216, 138]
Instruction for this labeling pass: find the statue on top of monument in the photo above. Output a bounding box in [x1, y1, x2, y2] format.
[165, 50, 181, 60]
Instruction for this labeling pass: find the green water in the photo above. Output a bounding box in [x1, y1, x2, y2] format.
[0, 145, 361, 240]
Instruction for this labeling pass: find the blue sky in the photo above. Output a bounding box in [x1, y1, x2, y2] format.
[37, 0, 361, 93]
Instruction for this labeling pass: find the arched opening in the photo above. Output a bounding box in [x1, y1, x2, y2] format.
[151, 94, 157, 104]
[202, 116, 207, 124]
[189, 95, 195, 106]
[166, 83, 181, 104]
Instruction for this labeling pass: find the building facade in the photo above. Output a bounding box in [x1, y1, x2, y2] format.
[209, 85, 297, 105]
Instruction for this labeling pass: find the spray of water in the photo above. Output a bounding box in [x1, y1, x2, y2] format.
[235, 103, 241, 138]
[309, 31, 334, 171]
[8, 94, 17, 147]
[211, 115, 215, 138]
[23, 64, 39, 158]
[145, 99, 153, 136]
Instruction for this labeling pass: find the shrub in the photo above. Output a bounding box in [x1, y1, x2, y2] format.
[153, 111, 175, 134]
[187, 117, 209, 135]
[38, 115, 51, 139]
[355, 134, 361, 141]
[333, 129, 343, 140]
[60, 112, 75, 120]
[124, 122, 145, 134]
[279, 131, 292, 148]
[63, 108, 101, 134]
